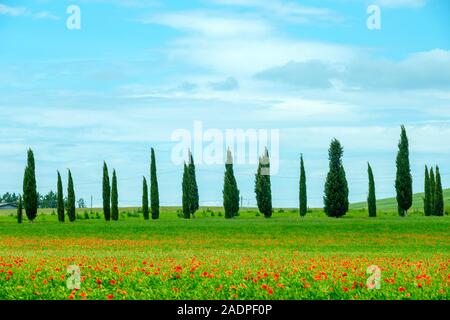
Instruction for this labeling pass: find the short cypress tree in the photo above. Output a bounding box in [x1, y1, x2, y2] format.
[299, 154, 307, 217]
[395, 125, 413, 216]
[324, 139, 349, 218]
[255, 148, 272, 218]
[57, 171, 65, 222]
[150, 148, 160, 220]
[111, 169, 118, 221]
[223, 148, 240, 219]
[23, 148, 38, 221]
[367, 163, 377, 217]
[188, 151, 199, 217]
[182, 163, 190, 219]
[17, 195, 23, 224]
[67, 170, 76, 222]
[435, 166, 444, 216]
[102, 162, 111, 221]
[142, 177, 149, 220]
[430, 167, 436, 215]
[424, 166, 431, 216]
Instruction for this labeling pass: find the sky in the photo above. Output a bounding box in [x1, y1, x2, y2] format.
[0, 0, 449, 208]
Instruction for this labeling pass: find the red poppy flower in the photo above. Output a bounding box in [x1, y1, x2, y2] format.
[107, 294, 114, 300]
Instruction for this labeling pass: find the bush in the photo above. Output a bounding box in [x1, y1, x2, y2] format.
[84, 212, 89, 219]
[95, 212, 101, 219]
[218, 212, 223, 217]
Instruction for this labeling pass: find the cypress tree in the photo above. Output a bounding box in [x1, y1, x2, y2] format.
[430, 167, 436, 215]
[57, 171, 64, 222]
[182, 163, 190, 219]
[23, 148, 38, 221]
[142, 177, 149, 220]
[424, 166, 431, 216]
[367, 163, 376, 217]
[17, 195, 23, 224]
[324, 139, 349, 218]
[150, 148, 160, 220]
[102, 161, 111, 221]
[299, 154, 307, 217]
[435, 166, 444, 216]
[188, 151, 199, 217]
[67, 170, 76, 222]
[111, 169, 118, 221]
[255, 148, 272, 218]
[223, 148, 240, 219]
[395, 125, 413, 216]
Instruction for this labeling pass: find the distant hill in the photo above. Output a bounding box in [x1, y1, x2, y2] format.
[351, 188, 450, 212]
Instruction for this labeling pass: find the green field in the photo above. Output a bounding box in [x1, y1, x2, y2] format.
[0, 207, 449, 300]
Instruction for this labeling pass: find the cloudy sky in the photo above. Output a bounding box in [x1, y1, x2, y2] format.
[0, 0, 449, 208]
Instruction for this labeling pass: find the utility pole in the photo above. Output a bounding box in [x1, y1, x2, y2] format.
[90, 195, 93, 214]
[240, 195, 243, 209]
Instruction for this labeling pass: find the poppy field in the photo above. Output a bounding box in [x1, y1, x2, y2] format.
[0, 210, 449, 300]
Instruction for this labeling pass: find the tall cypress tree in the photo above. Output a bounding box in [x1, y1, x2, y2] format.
[57, 171, 64, 222]
[23, 148, 38, 221]
[142, 177, 149, 220]
[182, 163, 190, 219]
[430, 167, 436, 215]
[255, 148, 272, 218]
[324, 139, 349, 218]
[188, 151, 199, 217]
[395, 125, 413, 216]
[299, 154, 307, 217]
[435, 166, 444, 216]
[367, 163, 376, 217]
[67, 170, 76, 222]
[223, 148, 240, 219]
[111, 169, 118, 221]
[17, 195, 23, 224]
[150, 148, 160, 220]
[102, 161, 111, 221]
[424, 166, 431, 216]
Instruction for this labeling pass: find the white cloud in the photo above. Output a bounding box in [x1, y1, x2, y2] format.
[139, 10, 271, 38]
[0, 3, 60, 20]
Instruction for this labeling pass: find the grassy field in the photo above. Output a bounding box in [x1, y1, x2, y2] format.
[0, 207, 449, 300]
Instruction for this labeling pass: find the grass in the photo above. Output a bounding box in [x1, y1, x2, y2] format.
[0, 208, 449, 300]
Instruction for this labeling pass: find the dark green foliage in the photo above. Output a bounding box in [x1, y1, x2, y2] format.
[67, 170, 76, 222]
[23, 148, 38, 221]
[223, 149, 240, 219]
[430, 167, 436, 215]
[424, 166, 431, 216]
[324, 139, 349, 218]
[57, 171, 64, 222]
[182, 163, 190, 219]
[111, 169, 118, 221]
[434, 166, 444, 216]
[17, 195, 23, 224]
[255, 148, 272, 218]
[367, 163, 376, 217]
[188, 152, 199, 216]
[150, 148, 160, 220]
[299, 154, 307, 217]
[142, 177, 149, 220]
[395, 125, 413, 216]
[102, 161, 111, 221]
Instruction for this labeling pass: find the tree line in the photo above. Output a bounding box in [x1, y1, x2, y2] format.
[15, 125, 446, 223]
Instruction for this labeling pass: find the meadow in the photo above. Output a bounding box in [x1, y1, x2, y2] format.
[0, 207, 448, 300]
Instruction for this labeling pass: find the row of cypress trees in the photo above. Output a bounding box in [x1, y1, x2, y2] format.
[16, 126, 446, 222]
[424, 165, 444, 216]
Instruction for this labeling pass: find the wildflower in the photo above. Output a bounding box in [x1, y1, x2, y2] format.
[398, 287, 406, 292]
[107, 294, 114, 300]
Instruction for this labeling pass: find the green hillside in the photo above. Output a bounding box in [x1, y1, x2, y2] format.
[351, 188, 450, 213]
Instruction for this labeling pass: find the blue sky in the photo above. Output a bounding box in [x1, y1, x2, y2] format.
[0, 0, 449, 208]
